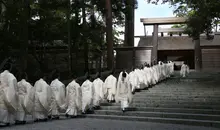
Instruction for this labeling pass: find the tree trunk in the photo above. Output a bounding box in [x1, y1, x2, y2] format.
[74, 0, 79, 71]
[106, 0, 113, 70]
[124, 0, 134, 47]
[82, 0, 89, 73]
[20, 0, 30, 72]
[67, 0, 72, 76]
[194, 38, 202, 71]
[124, 18, 128, 46]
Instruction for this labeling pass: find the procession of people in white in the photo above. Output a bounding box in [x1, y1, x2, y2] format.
[0, 61, 180, 126]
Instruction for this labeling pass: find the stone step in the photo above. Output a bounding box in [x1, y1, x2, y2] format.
[131, 103, 220, 109]
[133, 97, 220, 102]
[146, 89, 220, 91]
[132, 98, 220, 105]
[135, 93, 220, 98]
[94, 110, 220, 121]
[99, 106, 220, 115]
[137, 91, 220, 95]
[136, 94, 220, 97]
[85, 114, 220, 128]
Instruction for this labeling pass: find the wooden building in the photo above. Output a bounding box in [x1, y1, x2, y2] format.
[114, 17, 220, 71]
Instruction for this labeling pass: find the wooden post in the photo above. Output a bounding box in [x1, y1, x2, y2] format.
[144, 25, 147, 36]
[194, 38, 202, 71]
[151, 24, 158, 64]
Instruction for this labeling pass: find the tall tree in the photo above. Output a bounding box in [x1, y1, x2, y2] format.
[105, 0, 113, 70]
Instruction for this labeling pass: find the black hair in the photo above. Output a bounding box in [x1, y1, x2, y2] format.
[96, 72, 101, 78]
[140, 65, 144, 69]
[52, 72, 60, 80]
[20, 72, 27, 80]
[122, 71, 127, 78]
[71, 73, 77, 79]
[110, 69, 115, 75]
[3, 62, 11, 71]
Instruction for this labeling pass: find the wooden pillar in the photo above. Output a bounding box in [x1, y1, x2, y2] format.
[151, 24, 158, 64]
[194, 38, 202, 71]
[144, 25, 147, 36]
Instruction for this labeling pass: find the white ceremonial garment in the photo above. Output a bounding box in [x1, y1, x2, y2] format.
[128, 71, 139, 92]
[143, 67, 153, 86]
[152, 66, 159, 84]
[81, 80, 93, 113]
[16, 79, 35, 121]
[115, 72, 132, 109]
[180, 64, 188, 77]
[33, 79, 52, 120]
[50, 79, 66, 117]
[103, 75, 117, 101]
[0, 70, 18, 124]
[65, 80, 82, 116]
[134, 69, 146, 89]
[92, 78, 104, 107]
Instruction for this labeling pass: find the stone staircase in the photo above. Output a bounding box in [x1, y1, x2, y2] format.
[86, 72, 220, 128]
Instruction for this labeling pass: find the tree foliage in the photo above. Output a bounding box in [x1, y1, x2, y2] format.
[147, 0, 220, 39]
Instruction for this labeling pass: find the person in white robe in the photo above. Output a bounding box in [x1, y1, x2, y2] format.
[115, 71, 132, 112]
[128, 68, 139, 94]
[16, 73, 35, 124]
[92, 73, 104, 109]
[103, 71, 117, 102]
[81, 75, 94, 114]
[180, 63, 189, 77]
[33, 75, 53, 122]
[50, 72, 66, 119]
[65, 75, 82, 117]
[134, 67, 146, 89]
[143, 63, 153, 86]
[0, 67, 18, 126]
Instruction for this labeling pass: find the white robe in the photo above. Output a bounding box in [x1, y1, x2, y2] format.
[143, 67, 153, 86]
[134, 69, 146, 89]
[81, 80, 93, 113]
[50, 79, 66, 117]
[16, 79, 35, 121]
[128, 71, 139, 92]
[92, 78, 104, 107]
[103, 75, 117, 101]
[180, 64, 189, 77]
[66, 80, 82, 116]
[33, 79, 53, 120]
[0, 70, 18, 124]
[115, 72, 132, 109]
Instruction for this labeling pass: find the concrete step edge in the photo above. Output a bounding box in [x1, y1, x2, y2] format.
[85, 114, 220, 128]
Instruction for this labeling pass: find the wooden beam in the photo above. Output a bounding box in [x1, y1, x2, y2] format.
[158, 28, 185, 33]
[140, 17, 187, 25]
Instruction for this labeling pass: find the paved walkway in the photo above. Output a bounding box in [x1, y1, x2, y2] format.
[1, 118, 219, 130]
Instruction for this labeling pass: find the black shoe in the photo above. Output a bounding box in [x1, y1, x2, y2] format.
[96, 106, 101, 110]
[48, 115, 52, 119]
[65, 114, 69, 118]
[15, 120, 23, 125]
[5, 123, 10, 126]
[70, 115, 77, 118]
[22, 121, 26, 124]
[82, 112, 86, 114]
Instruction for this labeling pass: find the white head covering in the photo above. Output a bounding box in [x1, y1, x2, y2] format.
[115, 71, 132, 104]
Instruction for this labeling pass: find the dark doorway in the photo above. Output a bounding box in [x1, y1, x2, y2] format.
[158, 50, 194, 70]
